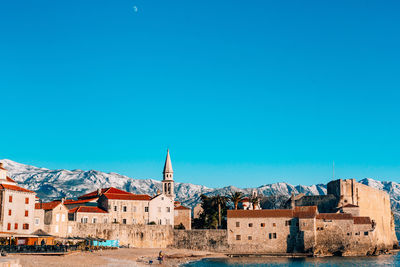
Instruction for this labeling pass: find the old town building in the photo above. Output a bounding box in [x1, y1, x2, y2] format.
[34, 200, 69, 237]
[174, 201, 191, 230]
[228, 179, 398, 256]
[0, 163, 36, 234]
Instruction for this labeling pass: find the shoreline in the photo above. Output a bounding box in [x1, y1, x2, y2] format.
[4, 248, 399, 267]
[6, 248, 227, 267]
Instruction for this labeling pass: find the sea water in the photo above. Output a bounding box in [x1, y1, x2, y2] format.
[182, 253, 400, 267]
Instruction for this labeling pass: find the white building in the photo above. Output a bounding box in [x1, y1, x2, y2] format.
[0, 163, 36, 234]
[148, 149, 175, 225]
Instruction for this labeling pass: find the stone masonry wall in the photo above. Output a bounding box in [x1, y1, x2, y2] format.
[172, 229, 228, 252]
[69, 223, 174, 248]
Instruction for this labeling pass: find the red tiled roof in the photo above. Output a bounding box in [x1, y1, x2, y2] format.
[64, 198, 98, 204]
[68, 206, 107, 214]
[239, 197, 250, 203]
[175, 205, 190, 210]
[78, 187, 151, 201]
[6, 177, 16, 183]
[228, 209, 293, 218]
[35, 201, 61, 210]
[103, 193, 151, 200]
[0, 183, 35, 193]
[343, 204, 359, 208]
[316, 213, 353, 220]
[353, 216, 372, 225]
[294, 206, 318, 218]
[77, 188, 109, 199]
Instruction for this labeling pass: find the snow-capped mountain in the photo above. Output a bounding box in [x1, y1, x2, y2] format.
[1, 159, 399, 234]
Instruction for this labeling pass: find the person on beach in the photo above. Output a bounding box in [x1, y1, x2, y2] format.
[158, 250, 164, 264]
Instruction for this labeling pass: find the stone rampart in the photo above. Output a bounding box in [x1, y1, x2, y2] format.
[172, 229, 228, 252]
[69, 223, 174, 247]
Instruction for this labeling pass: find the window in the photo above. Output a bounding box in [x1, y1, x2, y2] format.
[272, 223, 276, 227]
[25, 210, 29, 217]
[166, 219, 170, 225]
[14, 223, 18, 230]
[236, 235, 241, 240]
[166, 207, 171, 213]
[92, 218, 97, 223]
[25, 197, 29, 204]
[248, 236, 252, 240]
[261, 223, 265, 227]
[123, 206, 127, 212]
[68, 226, 72, 234]
[145, 207, 149, 212]
[35, 218, 40, 225]
[273, 233, 277, 239]
[132, 219, 136, 224]
[56, 214, 60, 222]
[161, 197, 164, 200]
[7, 223, 11, 230]
[285, 220, 291, 226]
[9, 195, 12, 203]
[158, 207, 161, 212]
[248, 223, 253, 227]
[133, 206, 137, 212]
[23, 224, 29, 230]
[81, 217, 88, 223]
[269, 233, 277, 239]
[364, 231, 369, 236]
[236, 222, 240, 227]
[122, 219, 127, 224]
[113, 218, 117, 223]
[347, 233, 351, 236]
[355, 232, 360, 236]
[55, 225, 59, 233]
[104, 218, 108, 224]
[62, 214, 65, 222]
[269, 233, 272, 239]
[8, 209, 11, 216]
[114, 206, 118, 211]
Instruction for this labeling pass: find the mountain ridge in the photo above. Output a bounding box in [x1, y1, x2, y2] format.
[1, 158, 399, 235]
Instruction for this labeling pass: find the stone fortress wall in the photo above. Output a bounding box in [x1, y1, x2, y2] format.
[329, 179, 398, 249]
[68, 222, 174, 248]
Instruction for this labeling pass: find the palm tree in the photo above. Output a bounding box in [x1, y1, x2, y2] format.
[228, 191, 244, 210]
[212, 195, 227, 228]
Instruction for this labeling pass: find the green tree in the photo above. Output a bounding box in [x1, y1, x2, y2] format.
[192, 194, 228, 229]
[228, 191, 244, 210]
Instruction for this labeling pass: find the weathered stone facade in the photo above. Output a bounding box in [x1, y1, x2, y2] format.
[172, 229, 228, 251]
[67, 223, 174, 247]
[227, 179, 398, 256]
[174, 204, 191, 230]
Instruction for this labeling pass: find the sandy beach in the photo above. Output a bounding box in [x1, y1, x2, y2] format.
[6, 248, 226, 267]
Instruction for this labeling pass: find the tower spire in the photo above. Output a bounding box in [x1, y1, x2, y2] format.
[162, 149, 174, 197]
[163, 149, 173, 177]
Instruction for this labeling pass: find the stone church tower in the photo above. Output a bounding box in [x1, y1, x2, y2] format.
[162, 149, 174, 197]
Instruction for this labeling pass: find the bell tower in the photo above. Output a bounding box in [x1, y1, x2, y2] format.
[162, 149, 174, 198]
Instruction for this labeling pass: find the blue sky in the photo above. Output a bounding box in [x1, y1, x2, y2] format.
[1, 1, 400, 188]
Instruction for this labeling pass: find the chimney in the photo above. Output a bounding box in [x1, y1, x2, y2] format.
[156, 189, 161, 195]
[97, 188, 102, 196]
[40, 199, 43, 209]
[0, 162, 3, 168]
[61, 197, 65, 204]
